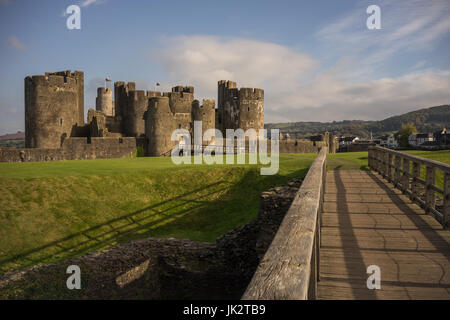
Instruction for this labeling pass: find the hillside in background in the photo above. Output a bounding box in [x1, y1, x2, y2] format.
[0, 131, 24, 140]
[265, 105, 450, 138]
[0, 131, 25, 148]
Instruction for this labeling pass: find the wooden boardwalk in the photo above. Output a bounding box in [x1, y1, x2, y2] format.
[318, 170, 450, 300]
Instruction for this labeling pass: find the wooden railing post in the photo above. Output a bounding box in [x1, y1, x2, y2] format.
[380, 150, 385, 176]
[372, 149, 377, 172]
[401, 158, 410, 192]
[394, 155, 401, 187]
[444, 173, 450, 228]
[377, 149, 382, 174]
[425, 166, 435, 214]
[411, 162, 421, 201]
[387, 153, 393, 182]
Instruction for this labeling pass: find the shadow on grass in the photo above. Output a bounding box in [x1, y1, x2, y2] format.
[0, 166, 309, 275]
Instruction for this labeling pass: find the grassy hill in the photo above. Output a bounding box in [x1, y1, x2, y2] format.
[265, 105, 450, 138]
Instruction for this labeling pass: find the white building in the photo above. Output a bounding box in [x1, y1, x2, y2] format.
[339, 136, 359, 147]
[409, 133, 433, 147]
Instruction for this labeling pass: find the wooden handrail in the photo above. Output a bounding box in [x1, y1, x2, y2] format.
[369, 146, 449, 228]
[242, 147, 327, 300]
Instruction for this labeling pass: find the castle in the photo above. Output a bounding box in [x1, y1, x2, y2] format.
[0, 69, 336, 162]
[23, 70, 265, 157]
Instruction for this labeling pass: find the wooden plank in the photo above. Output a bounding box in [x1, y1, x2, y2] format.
[318, 170, 450, 300]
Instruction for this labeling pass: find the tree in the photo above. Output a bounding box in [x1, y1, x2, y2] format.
[397, 122, 417, 147]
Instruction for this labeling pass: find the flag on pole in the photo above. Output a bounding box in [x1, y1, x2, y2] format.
[105, 77, 111, 82]
[156, 82, 160, 86]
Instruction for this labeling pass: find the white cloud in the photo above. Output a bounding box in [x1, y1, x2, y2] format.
[315, 0, 450, 79]
[158, 35, 320, 98]
[4, 36, 26, 51]
[80, 0, 106, 7]
[156, 35, 450, 123]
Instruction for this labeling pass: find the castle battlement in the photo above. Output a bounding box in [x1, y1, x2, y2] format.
[218, 80, 237, 89]
[172, 86, 194, 94]
[239, 88, 264, 99]
[25, 74, 78, 88]
[149, 96, 170, 108]
[168, 91, 194, 99]
[97, 87, 113, 94]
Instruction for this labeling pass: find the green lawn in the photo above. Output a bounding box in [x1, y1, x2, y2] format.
[327, 152, 370, 171]
[0, 154, 315, 274]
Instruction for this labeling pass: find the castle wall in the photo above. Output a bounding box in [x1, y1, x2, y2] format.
[145, 97, 176, 156]
[0, 137, 136, 162]
[276, 139, 327, 154]
[96, 87, 114, 116]
[25, 74, 80, 149]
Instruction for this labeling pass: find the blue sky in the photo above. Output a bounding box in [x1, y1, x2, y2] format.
[1, 0, 450, 134]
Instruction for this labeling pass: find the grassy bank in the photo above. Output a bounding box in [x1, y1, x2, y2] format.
[0, 154, 315, 274]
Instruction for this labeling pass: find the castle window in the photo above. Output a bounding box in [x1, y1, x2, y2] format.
[119, 138, 123, 144]
[248, 107, 250, 111]
[60, 118, 63, 127]
[179, 124, 181, 129]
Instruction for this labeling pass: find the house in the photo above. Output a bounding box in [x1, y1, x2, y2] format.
[386, 134, 398, 148]
[339, 136, 359, 147]
[378, 135, 389, 147]
[433, 128, 450, 148]
[376, 134, 397, 148]
[409, 133, 433, 147]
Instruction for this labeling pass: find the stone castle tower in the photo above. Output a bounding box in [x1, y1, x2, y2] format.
[96, 87, 114, 117]
[216, 80, 264, 133]
[25, 70, 84, 148]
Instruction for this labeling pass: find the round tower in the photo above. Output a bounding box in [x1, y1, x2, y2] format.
[25, 74, 79, 149]
[145, 96, 176, 156]
[96, 87, 114, 116]
[238, 88, 264, 132]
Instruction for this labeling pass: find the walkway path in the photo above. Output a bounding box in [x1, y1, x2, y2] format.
[318, 170, 450, 299]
